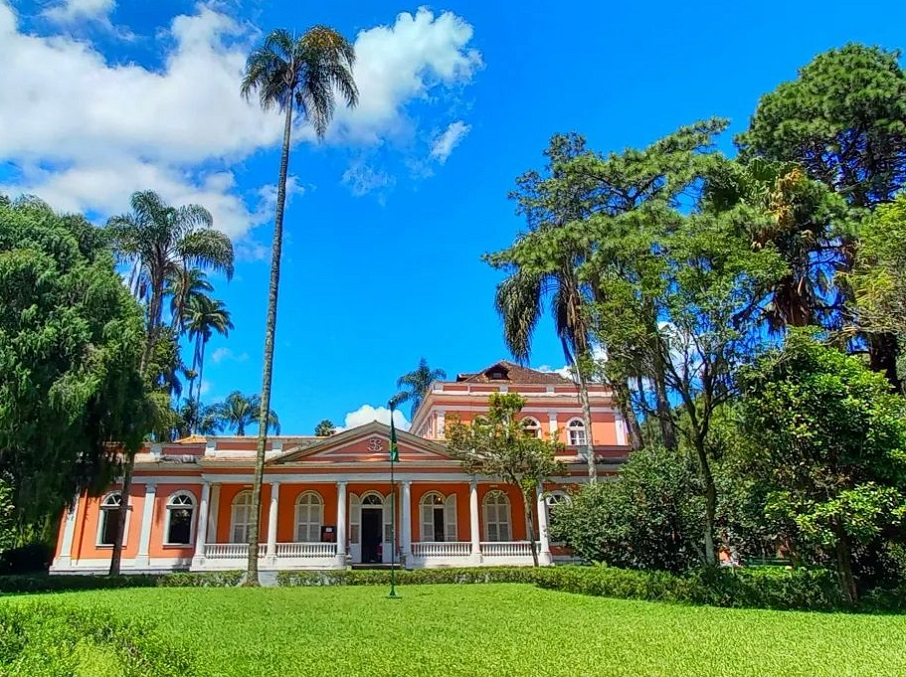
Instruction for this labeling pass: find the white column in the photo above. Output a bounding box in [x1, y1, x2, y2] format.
[401, 481, 412, 568]
[436, 411, 446, 439]
[548, 411, 558, 437]
[335, 481, 347, 568]
[53, 495, 80, 569]
[469, 480, 481, 563]
[135, 483, 157, 568]
[265, 481, 280, 564]
[536, 485, 553, 566]
[207, 484, 220, 544]
[614, 411, 628, 447]
[191, 482, 211, 568]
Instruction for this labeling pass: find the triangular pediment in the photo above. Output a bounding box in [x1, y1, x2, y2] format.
[270, 421, 451, 464]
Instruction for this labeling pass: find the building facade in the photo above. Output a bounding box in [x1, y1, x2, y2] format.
[51, 362, 631, 574]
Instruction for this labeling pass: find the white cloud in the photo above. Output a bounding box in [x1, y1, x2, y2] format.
[210, 347, 248, 364]
[340, 404, 411, 432]
[43, 0, 115, 25]
[536, 347, 609, 382]
[430, 121, 471, 164]
[0, 3, 481, 237]
[342, 162, 395, 198]
[199, 379, 212, 396]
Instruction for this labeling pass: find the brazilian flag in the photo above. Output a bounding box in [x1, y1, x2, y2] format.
[389, 412, 400, 462]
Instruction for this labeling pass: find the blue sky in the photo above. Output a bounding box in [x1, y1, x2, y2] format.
[3, 0, 906, 434]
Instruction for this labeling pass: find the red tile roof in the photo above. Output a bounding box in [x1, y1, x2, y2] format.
[455, 360, 574, 385]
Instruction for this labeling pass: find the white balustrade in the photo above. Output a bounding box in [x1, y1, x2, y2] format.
[204, 543, 265, 560]
[411, 541, 471, 558]
[480, 541, 540, 557]
[275, 542, 338, 558]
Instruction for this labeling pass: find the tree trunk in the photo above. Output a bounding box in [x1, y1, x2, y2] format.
[108, 453, 133, 576]
[247, 102, 294, 585]
[834, 520, 858, 605]
[195, 337, 207, 418]
[869, 332, 901, 394]
[652, 344, 677, 450]
[573, 359, 597, 482]
[524, 489, 539, 567]
[693, 436, 717, 565]
[612, 378, 643, 450]
[111, 282, 162, 575]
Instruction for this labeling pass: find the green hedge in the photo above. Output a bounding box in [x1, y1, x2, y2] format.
[534, 565, 847, 611]
[0, 570, 243, 595]
[276, 566, 545, 587]
[0, 602, 197, 676]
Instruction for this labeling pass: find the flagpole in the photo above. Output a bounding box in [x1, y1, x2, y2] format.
[388, 401, 400, 600]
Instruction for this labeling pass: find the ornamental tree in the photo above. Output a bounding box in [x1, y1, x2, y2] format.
[739, 331, 906, 603]
[0, 197, 151, 535]
[445, 393, 565, 566]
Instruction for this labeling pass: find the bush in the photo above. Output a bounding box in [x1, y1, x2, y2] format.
[0, 543, 53, 576]
[277, 566, 546, 587]
[0, 570, 243, 595]
[0, 602, 197, 676]
[533, 564, 850, 611]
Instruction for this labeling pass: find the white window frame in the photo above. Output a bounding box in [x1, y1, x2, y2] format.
[230, 490, 254, 544]
[545, 491, 571, 546]
[482, 490, 512, 542]
[522, 417, 542, 439]
[567, 418, 587, 447]
[163, 490, 196, 547]
[419, 492, 457, 542]
[294, 491, 324, 543]
[96, 491, 131, 548]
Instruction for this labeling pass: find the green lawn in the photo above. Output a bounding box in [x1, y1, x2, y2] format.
[10, 584, 906, 676]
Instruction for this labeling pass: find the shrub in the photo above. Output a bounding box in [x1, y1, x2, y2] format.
[0, 570, 243, 595]
[534, 564, 850, 611]
[277, 567, 546, 587]
[0, 543, 53, 576]
[0, 602, 197, 676]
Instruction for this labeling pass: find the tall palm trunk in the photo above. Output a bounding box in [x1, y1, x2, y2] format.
[247, 102, 293, 584]
[110, 284, 163, 576]
[523, 488, 539, 567]
[194, 336, 207, 417]
[572, 357, 597, 482]
[612, 377, 643, 450]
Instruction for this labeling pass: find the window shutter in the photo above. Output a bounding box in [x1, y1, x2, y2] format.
[444, 495, 457, 542]
[349, 494, 360, 544]
[420, 502, 433, 542]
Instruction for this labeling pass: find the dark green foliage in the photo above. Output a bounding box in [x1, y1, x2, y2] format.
[534, 565, 847, 611]
[0, 602, 197, 676]
[739, 331, 906, 602]
[0, 544, 52, 576]
[738, 43, 906, 207]
[549, 446, 705, 572]
[0, 197, 150, 529]
[276, 566, 546, 587]
[0, 570, 242, 595]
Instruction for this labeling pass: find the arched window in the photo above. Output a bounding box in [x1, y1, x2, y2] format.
[97, 492, 123, 546]
[231, 491, 254, 544]
[295, 492, 323, 542]
[419, 492, 457, 542]
[482, 490, 511, 542]
[165, 492, 195, 545]
[545, 491, 571, 508]
[362, 493, 383, 506]
[522, 417, 542, 439]
[567, 419, 587, 447]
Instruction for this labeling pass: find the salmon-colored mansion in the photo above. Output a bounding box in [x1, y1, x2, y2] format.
[51, 362, 631, 573]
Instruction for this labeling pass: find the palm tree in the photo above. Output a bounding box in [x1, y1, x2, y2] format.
[395, 358, 447, 417]
[106, 189, 234, 575]
[315, 419, 336, 436]
[167, 267, 214, 333]
[213, 392, 280, 436]
[184, 294, 234, 419]
[240, 26, 358, 584]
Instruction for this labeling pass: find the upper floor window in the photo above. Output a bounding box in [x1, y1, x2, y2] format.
[97, 492, 123, 546]
[567, 419, 587, 447]
[522, 417, 542, 439]
[165, 492, 195, 546]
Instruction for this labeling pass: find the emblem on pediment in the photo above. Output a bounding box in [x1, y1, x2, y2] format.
[367, 437, 384, 452]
